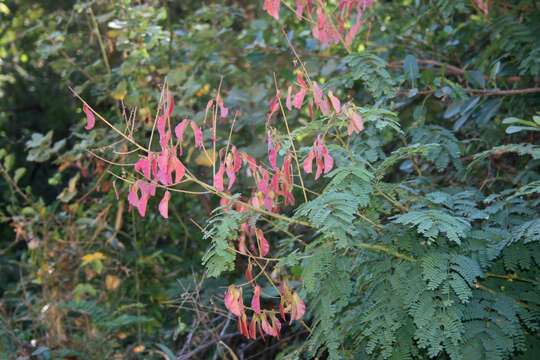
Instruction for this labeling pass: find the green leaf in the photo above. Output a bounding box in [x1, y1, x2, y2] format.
[403, 54, 419, 86]
[202, 210, 241, 277]
[392, 209, 471, 244]
[13, 167, 26, 184]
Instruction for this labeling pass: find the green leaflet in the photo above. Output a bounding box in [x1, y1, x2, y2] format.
[201, 210, 242, 277]
[295, 165, 374, 248]
[392, 209, 471, 244]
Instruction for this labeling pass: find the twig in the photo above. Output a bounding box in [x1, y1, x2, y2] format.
[273, 73, 308, 203]
[398, 86, 540, 97]
[176, 332, 239, 360]
[0, 163, 30, 204]
[88, 7, 111, 74]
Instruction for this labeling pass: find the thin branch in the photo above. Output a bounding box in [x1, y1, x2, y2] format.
[273, 73, 309, 203]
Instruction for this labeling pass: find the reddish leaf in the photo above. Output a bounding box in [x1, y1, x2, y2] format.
[271, 313, 282, 338]
[321, 147, 334, 175]
[267, 93, 280, 121]
[238, 313, 249, 338]
[312, 82, 324, 107]
[286, 85, 293, 111]
[174, 119, 190, 143]
[157, 115, 167, 140]
[311, 7, 340, 45]
[290, 292, 306, 322]
[303, 150, 315, 174]
[249, 316, 258, 339]
[158, 190, 171, 219]
[328, 90, 341, 113]
[251, 285, 261, 314]
[159, 130, 171, 151]
[255, 228, 270, 257]
[128, 180, 156, 217]
[347, 111, 364, 135]
[245, 260, 253, 282]
[190, 121, 203, 148]
[225, 154, 237, 190]
[270, 171, 280, 194]
[303, 136, 333, 178]
[242, 152, 258, 176]
[217, 96, 229, 118]
[296, 72, 308, 89]
[156, 150, 185, 185]
[261, 313, 278, 337]
[263, 0, 281, 20]
[257, 168, 270, 193]
[134, 156, 153, 180]
[83, 104, 96, 130]
[295, 0, 312, 19]
[171, 155, 186, 183]
[214, 162, 226, 192]
[224, 285, 244, 317]
[232, 146, 242, 173]
[293, 88, 307, 110]
[267, 133, 280, 170]
[345, 13, 363, 48]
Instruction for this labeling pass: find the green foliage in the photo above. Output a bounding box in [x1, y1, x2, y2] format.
[61, 300, 153, 333]
[302, 242, 353, 359]
[202, 209, 241, 277]
[410, 126, 462, 172]
[327, 53, 397, 99]
[295, 166, 373, 248]
[392, 209, 471, 244]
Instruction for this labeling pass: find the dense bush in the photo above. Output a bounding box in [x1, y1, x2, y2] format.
[1, 0, 539, 359]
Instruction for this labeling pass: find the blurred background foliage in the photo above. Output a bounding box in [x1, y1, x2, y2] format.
[0, 0, 539, 359]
